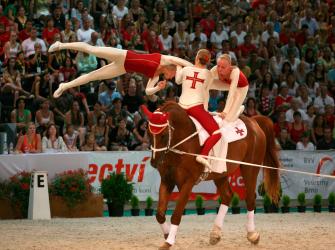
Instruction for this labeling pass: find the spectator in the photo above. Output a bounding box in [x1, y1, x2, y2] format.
[261, 22, 279, 44]
[0, 22, 9, 60]
[35, 99, 55, 135]
[10, 97, 31, 134]
[87, 101, 105, 128]
[298, 8, 319, 36]
[77, 18, 95, 43]
[112, 0, 129, 21]
[230, 22, 246, 46]
[15, 6, 27, 31]
[189, 23, 207, 49]
[4, 31, 21, 62]
[216, 40, 237, 62]
[21, 27, 47, 58]
[311, 114, 325, 145]
[285, 98, 308, 123]
[63, 124, 79, 151]
[52, 5, 66, 30]
[76, 51, 97, 75]
[317, 127, 335, 150]
[305, 72, 319, 99]
[159, 25, 173, 53]
[81, 132, 106, 151]
[2, 58, 32, 102]
[18, 19, 32, 42]
[162, 11, 178, 37]
[314, 85, 335, 114]
[210, 21, 229, 51]
[278, 128, 296, 150]
[144, 30, 164, 53]
[258, 84, 274, 117]
[288, 111, 307, 143]
[296, 131, 315, 151]
[31, 73, 53, 101]
[107, 97, 127, 128]
[244, 97, 260, 117]
[59, 56, 77, 82]
[91, 113, 109, 148]
[281, 38, 300, 60]
[61, 20, 75, 43]
[305, 104, 316, 129]
[108, 117, 131, 151]
[71, 0, 84, 24]
[274, 84, 292, 112]
[65, 100, 85, 145]
[131, 118, 149, 150]
[42, 123, 67, 153]
[173, 21, 189, 52]
[15, 122, 42, 154]
[324, 105, 335, 129]
[199, 12, 215, 38]
[297, 85, 312, 112]
[98, 81, 122, 112]
[42, 18, 60, 47]
[122, 80, 144, 114]
[28, 43, 48, 78]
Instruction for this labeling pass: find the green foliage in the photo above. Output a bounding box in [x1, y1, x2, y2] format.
[297, 192, 306, 206]
[50, 169, 92, 209]
[263, 194, 271, 207]
[7, 171, 32, 217]
[0, 181, 10, 199]
[146, 196, 153, 209]
[195, 195, 204, 209]
[257, 182, 266, 197]
[101, 172, 133, 207]
[131, 195, 139, 209]
[231, 193, 240, 208]
[313, 194, 322, 206]
[328, 192, 335, 206]
[217, 196, 222, 205]
[282, 195, 290, 207]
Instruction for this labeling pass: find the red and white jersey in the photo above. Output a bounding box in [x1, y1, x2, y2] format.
[176, 66, 212, 109]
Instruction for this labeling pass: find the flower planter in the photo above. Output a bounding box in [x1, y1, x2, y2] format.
[50, 194, 103, 218]
[145, 208, 154, 216]
[183, 209, 187, 215]
[313, 205, 322, 213]
[329, 205, 335, 212]
[131, 208, 140, 216]
[196, 208, 205, 215]
[0, 198, 23, 219]
[231, 207, 240, 214]
[107, 203, 124, 217]
[297, 206, 306, 213]
[264, 204, 279, 213]
[281, 206, 290, 213]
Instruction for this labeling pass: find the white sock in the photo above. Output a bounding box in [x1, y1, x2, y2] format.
[166, 224, 179, 245]
[160, 222, 170, 235]
[246, 210, 255, 232]
[214, 204, 228, 228]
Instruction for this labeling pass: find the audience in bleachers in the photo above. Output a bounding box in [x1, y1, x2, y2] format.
[1, 0, 335, 152]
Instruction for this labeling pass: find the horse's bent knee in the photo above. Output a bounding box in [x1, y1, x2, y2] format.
[156, 211, 166, 224]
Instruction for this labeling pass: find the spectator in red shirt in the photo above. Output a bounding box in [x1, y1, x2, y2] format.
[18, 19, 32, 42]
[0, 5, 9, 31]
[199, 12, 215, 38]
[295, 24, 309, 48]
[122, 22, 137, 49]
[42, 17, 60, 47]
[237, 34, 257, 59]
[144, 30, 164, 53]
[275, 84, 292, 112]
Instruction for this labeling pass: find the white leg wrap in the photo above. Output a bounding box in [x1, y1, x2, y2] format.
[166, 224, 179, 245]
[214, 204, 228, 229]
[160, 222, 170, 235]
[246, 210, 255, 232]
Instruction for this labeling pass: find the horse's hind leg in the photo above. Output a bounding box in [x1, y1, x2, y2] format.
[156, 181, 174, 240]
[240, 165, 261, 245]
[209, 176, 233, 245]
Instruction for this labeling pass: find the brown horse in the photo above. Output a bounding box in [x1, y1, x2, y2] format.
[141, 102, 280, 250]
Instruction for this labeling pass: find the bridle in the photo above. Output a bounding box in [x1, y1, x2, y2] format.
[149, 119, 198, 158]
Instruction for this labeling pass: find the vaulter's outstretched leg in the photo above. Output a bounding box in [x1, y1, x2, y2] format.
[49, 41, 127, 62]
[53, 62, 126, 98]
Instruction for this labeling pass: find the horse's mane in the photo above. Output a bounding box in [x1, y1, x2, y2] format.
[159, 101, 185, 113]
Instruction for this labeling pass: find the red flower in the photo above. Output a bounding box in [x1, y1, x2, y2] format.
[21, 183, 30, 190]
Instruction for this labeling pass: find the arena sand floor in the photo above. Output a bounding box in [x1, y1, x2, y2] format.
[0, 213, 334, 250]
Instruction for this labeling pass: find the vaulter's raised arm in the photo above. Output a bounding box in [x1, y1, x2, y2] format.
[145, 76, 161, 96]
[161, 55, 193, 67]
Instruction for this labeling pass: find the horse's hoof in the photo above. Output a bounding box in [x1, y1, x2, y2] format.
[158, 242, 172, 250]
[164, 234, 169, 239]
[247, 231, 260, 244]
[209, 225, 222, 245]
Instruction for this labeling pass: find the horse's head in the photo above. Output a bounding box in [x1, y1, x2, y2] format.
[141, 105, 172, 166]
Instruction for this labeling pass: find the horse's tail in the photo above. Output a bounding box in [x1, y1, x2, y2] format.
[254, 115, 281, 204]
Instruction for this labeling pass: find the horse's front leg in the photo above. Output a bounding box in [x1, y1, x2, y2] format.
[156, 181, 174, 240]
[159, 181, 194, 250]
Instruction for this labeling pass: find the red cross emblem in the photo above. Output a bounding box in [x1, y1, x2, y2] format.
[235, 127, 244, 136]
[186, 72, 205, 89]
